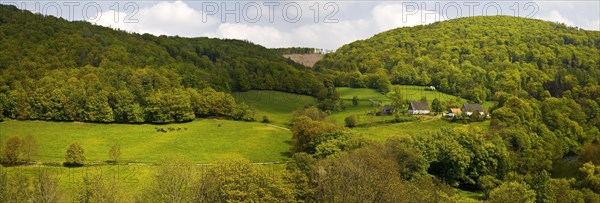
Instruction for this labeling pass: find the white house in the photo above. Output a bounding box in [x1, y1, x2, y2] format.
[408, 101, 430, 115]
[461, 104, 485, 116]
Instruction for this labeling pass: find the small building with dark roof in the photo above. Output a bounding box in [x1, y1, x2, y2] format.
[408, 101, 430, 115]
[461, 104, 484, 116]
[381, 105, 393, 115]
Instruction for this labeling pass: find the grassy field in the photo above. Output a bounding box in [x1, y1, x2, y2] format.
[234, 87, 495, 126]
[353, 117, 491, 140]
[0, 119, 291, 163]
[337, 87, 390, 101]
[337, 85, 467, 103]
[233, 90, 316, 125]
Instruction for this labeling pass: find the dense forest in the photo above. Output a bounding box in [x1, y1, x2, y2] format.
[0, 4, 325, 123]
[310, 15, 600, 201]
[316, 16, 600, 102]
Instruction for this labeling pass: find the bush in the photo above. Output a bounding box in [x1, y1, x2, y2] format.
[262, 115, 271, 123]
[3, 136, 21, 165]
[344, 114, 359, 127]
[64, 143, 85, 167]
[489, 181, 535, 203]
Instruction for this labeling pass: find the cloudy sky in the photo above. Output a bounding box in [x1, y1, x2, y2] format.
[4, 0, 599, 50]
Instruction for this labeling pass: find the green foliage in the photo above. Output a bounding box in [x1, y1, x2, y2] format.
[76, 173, 121, 203]
[0, 5, 325, 123]
[0, 170, 29, 202]
[291, 107, 328, 122]
[344, 114, 359, 127]
[109, 144, 121, 163]
[317, 16, 600, 102]
[143, 156, 193, 203]
[530, 170, 553, 203]
[579, 162, 600, 193]
[414, 127, 510, 187]
[581, 139, 600, 164]
[316, 84, 342, 111]
[195, 159, 295, 202]
[352, 96, 359, 106]
[3, 136, 21, 165]
[489, 181, 536, 203]
[431, 98, 443, 114]
[285, 153, 316, 201]
[261, 115, 271, 123]
[64, 143, 85, 166]
[291, 117, 341, 154]
[32, 169, 60, 203]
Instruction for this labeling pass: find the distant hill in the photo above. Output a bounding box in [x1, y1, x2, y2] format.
[0, 4, 326, 123]
[315, 16, 600, 102]
[0, 4, 323, 95]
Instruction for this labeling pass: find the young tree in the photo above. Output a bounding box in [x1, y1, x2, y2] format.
[291, 116, 340, 154]
[390, 86, 406, 112]
[31, 169, 60, 203]
[109, 144, 121, 163]
[3, 136, 21, 165]
[65, 143, 85, 166]
[194, 159, 294, 202]
[143, 156, 193, 202]
[21, 135, 37, 162]
[76, 173, 120, 203]
[431, 98, 443, 115]
[0, 170, 29, 202]
[352, 96, 359, 106]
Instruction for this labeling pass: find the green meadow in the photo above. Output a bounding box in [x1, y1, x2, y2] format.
[233, 90, 316, 125]
[0, 119, 291, 164]
[354, 117, 491, 140]
[235, 87, 494, 126]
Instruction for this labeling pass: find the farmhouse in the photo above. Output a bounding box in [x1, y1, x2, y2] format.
[381, 105, 393, 115]
[461, 104, 485, 116]
[408, 101, 430, 115]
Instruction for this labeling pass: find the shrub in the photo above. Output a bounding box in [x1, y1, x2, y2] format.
[344, 114, 359, 127]
[64, 143, 85, 167]
[262, 115, 271, 123]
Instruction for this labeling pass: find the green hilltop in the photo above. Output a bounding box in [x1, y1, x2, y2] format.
[316, 15, 600, 103]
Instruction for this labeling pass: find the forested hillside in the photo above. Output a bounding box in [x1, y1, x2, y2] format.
[316, 16, 600, 103]
[0, 5, 324, 123]
[311, 15, 600, 200]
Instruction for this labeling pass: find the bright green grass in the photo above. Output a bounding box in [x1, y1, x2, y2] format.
[337, 87, 390, 101]
[353, 117, 491, 140]
[233, 90, 316, 124]
[0, 119, 291, 163]
[337, 86, 467, 103]
[392, 85, 465, 103]
[457, 189, 485, 202]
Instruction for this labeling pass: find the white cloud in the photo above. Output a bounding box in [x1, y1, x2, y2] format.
[206, 19, 372, 49]
[93, 1, 215, 37]
[85, 1, 598, 49]
[208, 23, 290, 47]
[540, 10, 575, 26]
